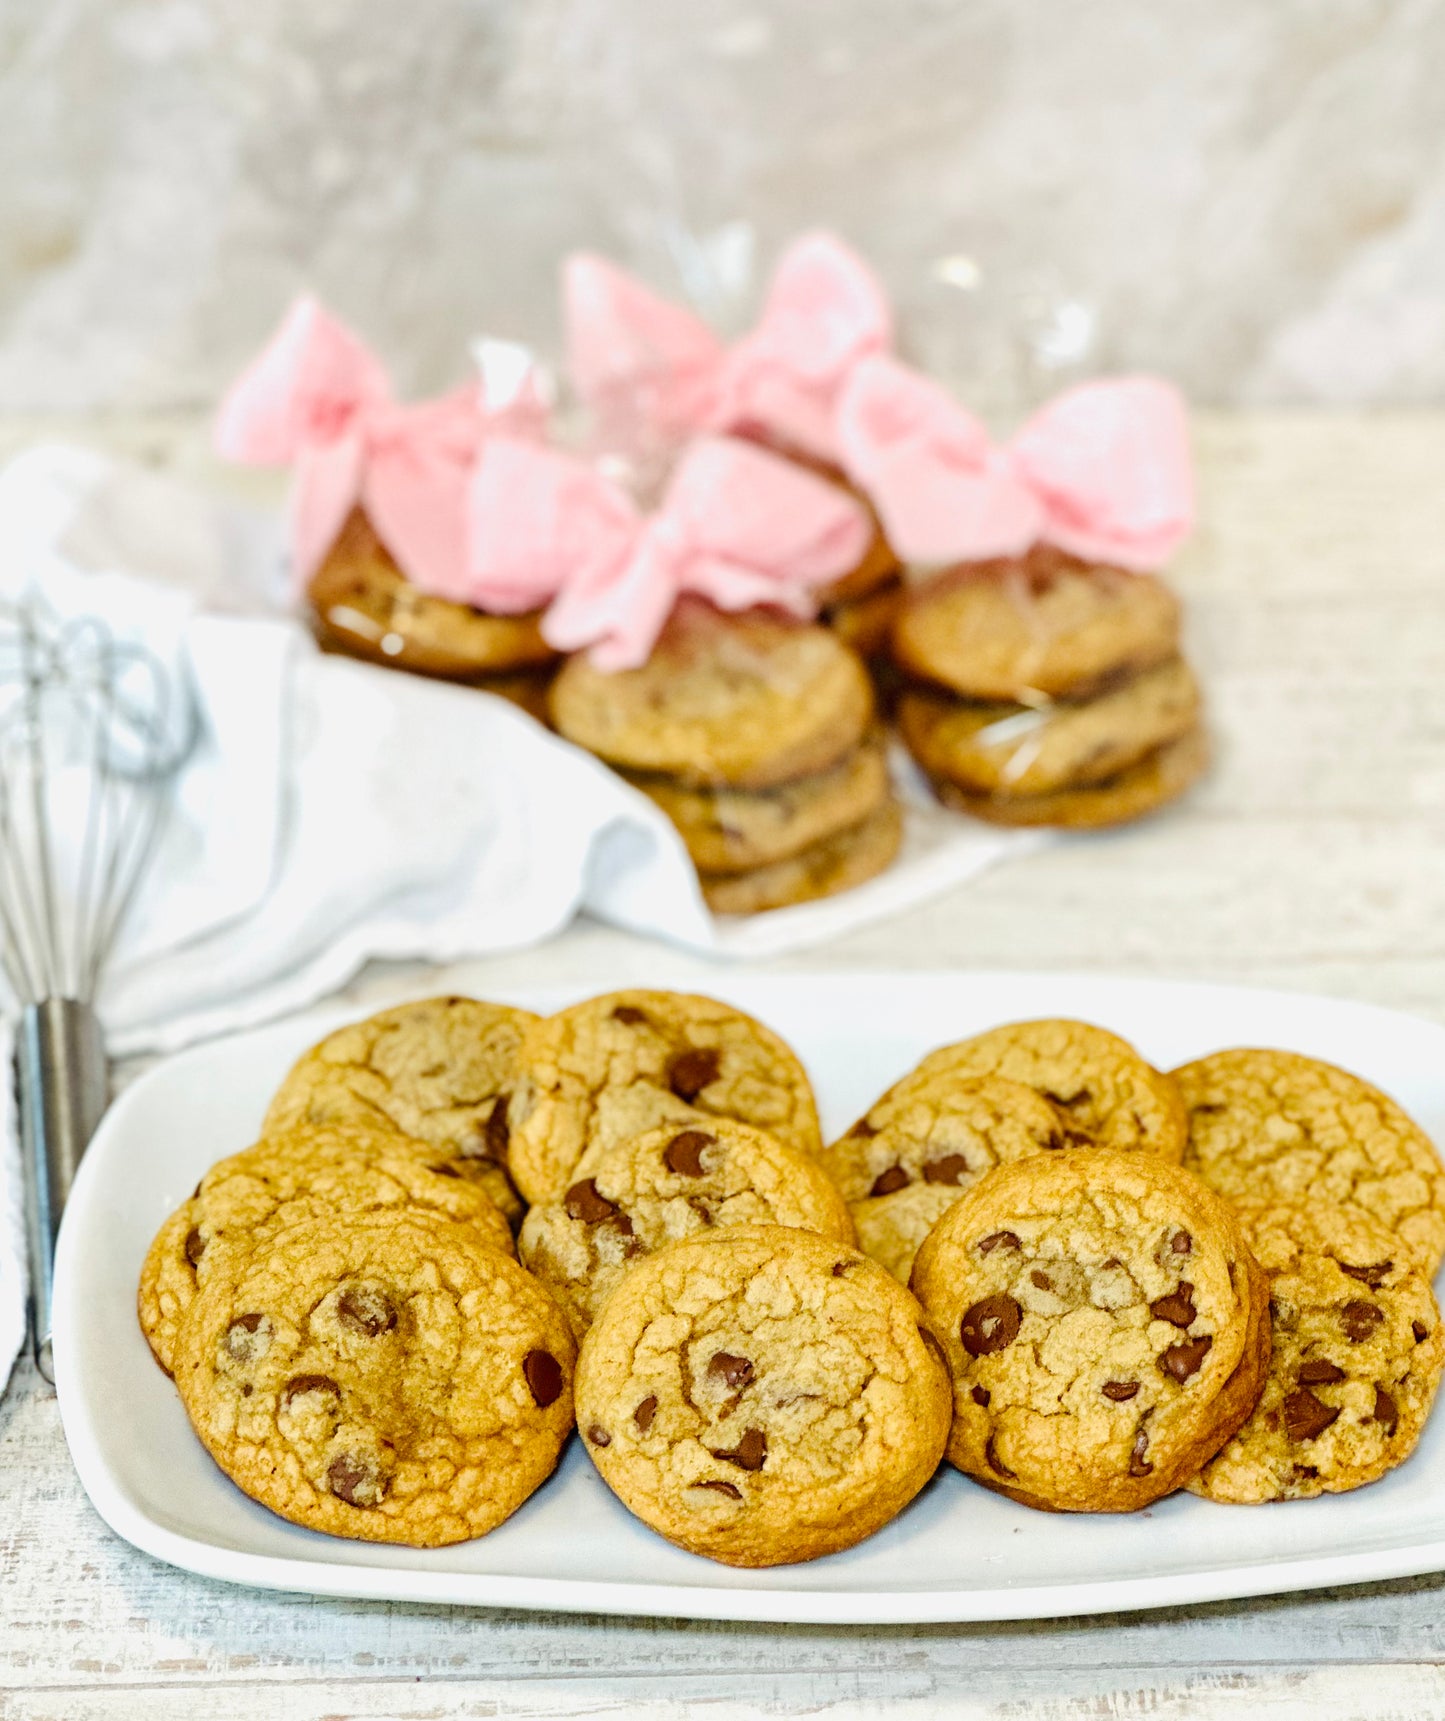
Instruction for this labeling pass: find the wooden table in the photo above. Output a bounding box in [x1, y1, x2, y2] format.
[2, 412, 1444, 1718]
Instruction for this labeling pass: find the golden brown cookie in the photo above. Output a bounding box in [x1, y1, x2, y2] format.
[1175, 1048, 1445, 1274]
[850, 1183, 968, 1285]
[175, 1209, 575, 1546]
[548, 601, 875, 790]
[931, 725, 1209, 829]
[309, 510, 557, 677]
[263, 996, 538, 1227]
[899, 658, 1201, 798]
[700, 797, 902, 915]
[507, 990, 822, 1205]
[821, 577, 904, 658]
[519, 1119, 855, 1338]
[137, 1123, 516, 1375]
[1190, 1204, 1444, 1504]
[893, 549, 1181, 702]
[574, 1227, 951, 1566]
[910, 1151, 1271, 1512]
[906, 1020, 1188, 1160]
[624, 733, 890, 874]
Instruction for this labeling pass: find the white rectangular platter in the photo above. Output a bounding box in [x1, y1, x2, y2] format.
[52, 970, 1445, 1624]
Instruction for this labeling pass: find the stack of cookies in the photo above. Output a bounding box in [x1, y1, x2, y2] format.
[892, 547, 1209, 828]
[548, 601, 903, 913]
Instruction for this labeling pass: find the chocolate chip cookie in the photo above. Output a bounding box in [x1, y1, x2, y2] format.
[507, 990, 822, 1205]
[520, 1119, 855, 1338]
[821, 578, 903, 659]
[893, 550, 1181, 702]
[1190, 1203, 1444, 1504]
[623, 733, 891, 875]
[175, 1208, 575, 1546]
[911, 1151, 1270, 1512]
[309, 510, 557, 679]
[699, 797, 902, 916]
[548, 601, 875, 790]
[907, 1019, 1188, 1160]
[1176, 1048, 1445, 1274]
[898, 658, 1201, 798]
[138, 1122, 515, 1375]
[574, 1226, 951, 1565]
[263, 996, 538, 1227]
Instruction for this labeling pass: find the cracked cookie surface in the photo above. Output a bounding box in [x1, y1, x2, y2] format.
[1189, 1203, 1444, 1504]
[1176, 1049, 1445, 1273]
[910, 1151, 1270, 1512]
[263, 996, 538, 1226]
[507, 990, 822, 1205]
[907, 1020, 1188, 1161]
[175, 1208, 575, 1546]
[138, 1123, 515, 1376]
[574, 1226, 951, 1565]
[520, 1120, 855, 1338]
[548, 601, 875, 790]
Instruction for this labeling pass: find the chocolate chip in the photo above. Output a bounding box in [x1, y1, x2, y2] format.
[1158, 1334, 1212, 1383]
[634, 1395, 658, 1431]
[1341, 1300, 1385, 1343]
[184, 1227, 206, 1269]
[1414, 1320, 1430, 1344]
[870, 1165, 910, 1196]
[1284, 1387, 1340, 1443]
[1292, 1464, 1320, 1480]
[282, 1373, 342, 1409]
[708, 1352, 754, 1392]
[523, 1349, 564, 1408]
[985, 1434, 1015, 1478]
[241, 1384, 252, 1397]
[565, 1178, 624, 1226]
[338, 1284, 397, 1337]
[586, 1424, 611, 1447]
[1341, 1260, 1393, 1289]
[669, 1047, 720, 1102]
[223, 1313, 270, 1363]
[1298, 1359, 1346, 1385]
[1150, 1282, 1197, 1328]
[971, 1385, 990, 1407]
[1102, 1381, 1139, 1401]
[1373, 1385, 1399, 1434]
[1128, 1422, 1153, 1477]
[1170, 1231, 1192, 1255]
[710, 1427, 767, 1471]
[977, 1230, 1021, 1255]
[484, 1095, 510, 1163]
[960, 1294, 1022, 1357]
[664, 1130, 714, 1176]
[1030, 1269, 1053, 1290]
[328, 1452, 384, 1507]
[848, 1117, 879, 1139]
[695, 1479, 741, 1499]
[611, 1005, 648, 1025]
[923, 1154, 969, 1186]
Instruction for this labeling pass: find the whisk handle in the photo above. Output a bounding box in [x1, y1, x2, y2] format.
[16, 999, 108, 1383]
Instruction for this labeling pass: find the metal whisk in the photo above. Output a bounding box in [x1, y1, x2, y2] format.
[0, 597, 192, 1380]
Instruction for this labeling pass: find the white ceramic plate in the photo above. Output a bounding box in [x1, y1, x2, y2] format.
[53, 971, 1445, 1624]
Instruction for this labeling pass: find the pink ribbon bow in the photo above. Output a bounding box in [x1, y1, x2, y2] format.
[837, 355, 1194, 571]
[469, 435, 872, 672]
[563, 232, 892, 469]
[215, 296, 548, 603]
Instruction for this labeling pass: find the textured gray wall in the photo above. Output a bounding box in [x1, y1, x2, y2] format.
[3, 0, 1445, 413]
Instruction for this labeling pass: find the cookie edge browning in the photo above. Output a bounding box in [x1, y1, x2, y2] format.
[699, 797, 903, 917]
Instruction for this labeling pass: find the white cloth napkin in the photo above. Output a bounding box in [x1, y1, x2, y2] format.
[0, 442, 1040, 1382]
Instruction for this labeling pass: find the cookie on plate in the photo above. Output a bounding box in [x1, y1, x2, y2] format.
[507, 990, 822, 1205]
[520, 1119, 855, 1338]
[137, 1123, 516, 1375]
[906, 1019, 1188, 1160]
[898, 658, 1201, 799]
[263, 996, 538, 1227]
[892, 550, 1181, 702]
[931, 726, 1209, 830]
[699, 798, 902, 916]
[574, 1227, 951, 1566]
[1175, 1048, 1445, 1274]
[175, 1209, 575, 1546]
[623, 733, 891, 875]
[548, 601, 875, 790]
[910, 1151, 1270, 1512]
[1190, 1203, 1444, 1504]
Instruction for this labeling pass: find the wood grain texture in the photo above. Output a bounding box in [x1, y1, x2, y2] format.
[2, 411, 1444, 1717]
